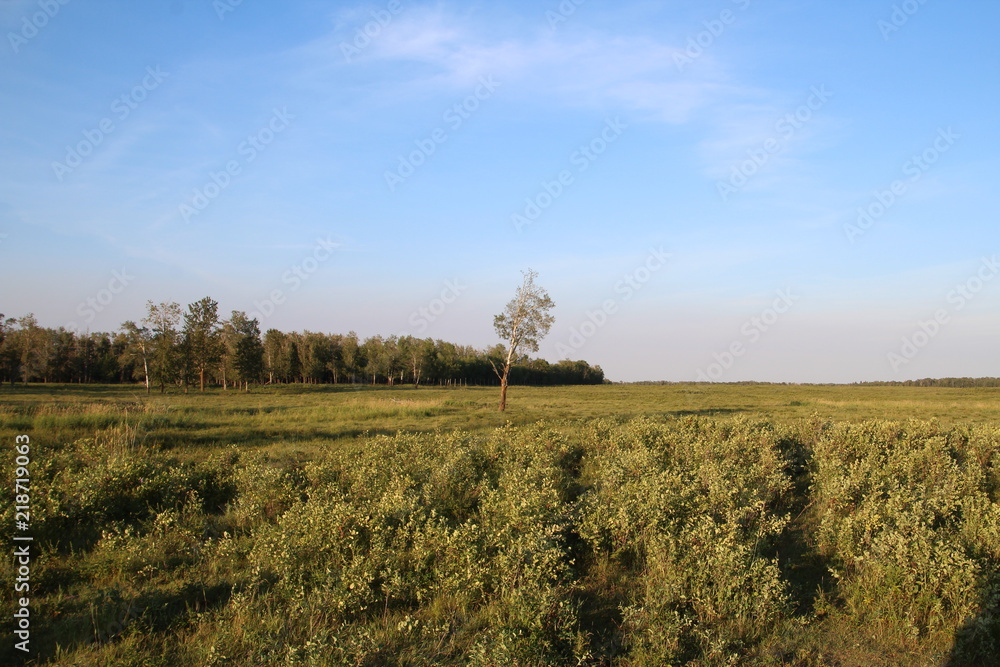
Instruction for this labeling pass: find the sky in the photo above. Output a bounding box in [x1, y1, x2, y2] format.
[0, 0, 997, 383]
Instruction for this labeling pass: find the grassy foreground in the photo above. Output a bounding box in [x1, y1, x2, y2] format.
[1, 383, 998, 665]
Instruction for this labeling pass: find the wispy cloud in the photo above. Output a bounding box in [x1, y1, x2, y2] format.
[290, 5, 749, 124]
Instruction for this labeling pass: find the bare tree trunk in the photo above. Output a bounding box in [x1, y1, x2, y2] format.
[499, 372, 509, 411]
[495, 333, 518, 411]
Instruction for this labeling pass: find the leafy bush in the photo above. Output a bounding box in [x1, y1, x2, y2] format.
[578, 417, 793, 663]
[205, 426, 587, 664]
[6, 410, 998, 665]
[7, 424, 237, 549]
[811, 420, 1000, 657]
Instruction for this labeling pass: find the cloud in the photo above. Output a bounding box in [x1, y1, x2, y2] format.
[294, 4, 747, 125]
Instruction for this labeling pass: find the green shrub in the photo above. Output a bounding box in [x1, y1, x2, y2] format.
[578, 417, 794, 663]
[812, 420, 1000, 655]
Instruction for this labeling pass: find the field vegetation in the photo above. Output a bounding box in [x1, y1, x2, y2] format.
[1, 382, 998, 665]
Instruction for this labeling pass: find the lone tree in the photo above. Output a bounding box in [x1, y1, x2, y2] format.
[491, 269, 555, 412]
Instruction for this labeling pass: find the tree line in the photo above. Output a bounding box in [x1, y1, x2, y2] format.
[0, 297, 605, 391]
[853, 377, 1000, 388]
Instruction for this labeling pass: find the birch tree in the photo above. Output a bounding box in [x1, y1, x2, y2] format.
[120, 320, 151, 393]
[491, 269, 555, 411]
[143, 301, 182, 393]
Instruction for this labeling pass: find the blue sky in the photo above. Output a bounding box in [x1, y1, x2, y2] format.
[1, 0, 997, 382]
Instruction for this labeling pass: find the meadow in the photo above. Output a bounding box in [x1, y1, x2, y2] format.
[1, 382, 998, 665]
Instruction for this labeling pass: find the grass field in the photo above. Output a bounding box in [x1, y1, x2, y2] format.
[1, 383, 998, 665]
[3, 382, 999, 455]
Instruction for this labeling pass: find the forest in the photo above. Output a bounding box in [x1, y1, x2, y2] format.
[0, 297, 605, 390]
